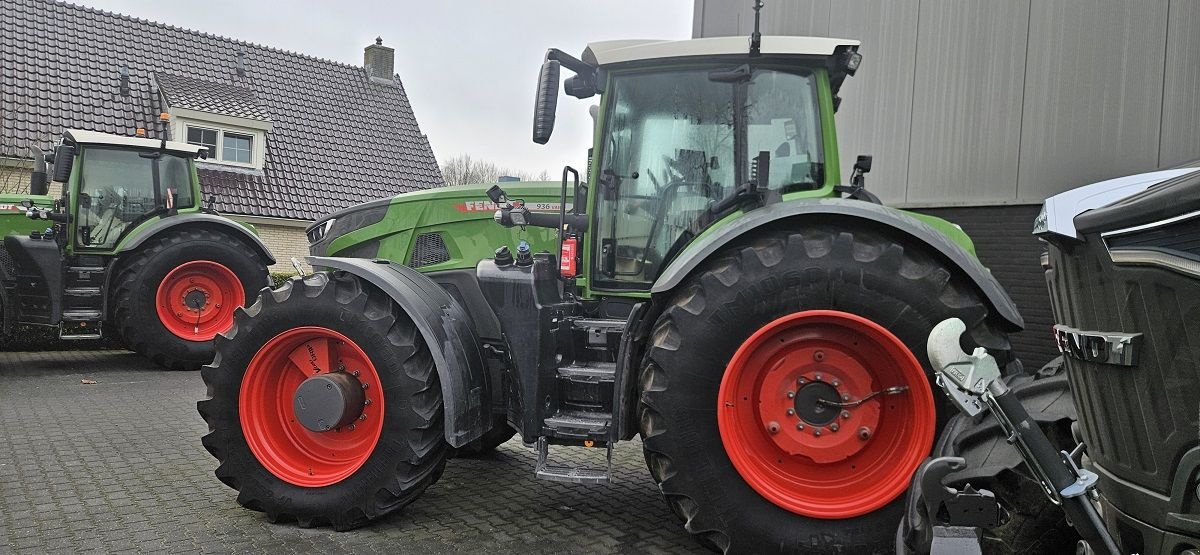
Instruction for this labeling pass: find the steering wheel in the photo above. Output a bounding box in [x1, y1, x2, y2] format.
[639, 180, 710, 268]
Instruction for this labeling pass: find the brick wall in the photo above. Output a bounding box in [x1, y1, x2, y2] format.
[0, 167, 63, 198]
[915, 205, 1057, 370]
[244, 221, 310, 273]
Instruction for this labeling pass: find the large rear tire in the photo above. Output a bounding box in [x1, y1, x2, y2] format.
[897, 357, 1078, 554]
[112, 228, 267, 370]
[638, 226, 1015, 553]
[197, 272, 447, 530]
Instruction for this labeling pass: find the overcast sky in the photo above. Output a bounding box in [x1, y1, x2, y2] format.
[75, 0, 695, 176]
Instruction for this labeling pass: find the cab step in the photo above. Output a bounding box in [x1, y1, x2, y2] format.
[62, 309, 102, 321]
[64, 287, 101, 297]
[534, 436, 612, 484]
[543, 412, 610, 441]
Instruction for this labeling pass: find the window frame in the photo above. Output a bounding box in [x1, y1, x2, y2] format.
[177, 120, 265, 170]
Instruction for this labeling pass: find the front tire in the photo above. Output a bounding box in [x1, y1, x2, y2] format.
[638, 225, 1014, 553]
[198, 272, 447, 530]
[112, 228, 267, 370]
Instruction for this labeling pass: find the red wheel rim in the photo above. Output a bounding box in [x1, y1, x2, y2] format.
[239, 327, 384, 487]
[717, 310, 935, 519]
[155, 260, 244, 341]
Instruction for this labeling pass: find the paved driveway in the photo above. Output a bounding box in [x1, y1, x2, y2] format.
[0, 351, 701, 554]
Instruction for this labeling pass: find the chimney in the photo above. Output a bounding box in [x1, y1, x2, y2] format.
[364, 37, 394, 82]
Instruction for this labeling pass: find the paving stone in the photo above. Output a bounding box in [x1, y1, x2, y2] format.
[0, 350, 703, 553]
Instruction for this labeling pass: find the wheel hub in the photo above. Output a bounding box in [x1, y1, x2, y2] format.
[794, 381, 840, 426]
[184, 289, 209, 311]
[293, 372, 366, 432]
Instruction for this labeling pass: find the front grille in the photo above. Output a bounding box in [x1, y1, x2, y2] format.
[409, 233, 450, 268]
[1046, 239, 1200, 495]
[0, 248, 13, 278]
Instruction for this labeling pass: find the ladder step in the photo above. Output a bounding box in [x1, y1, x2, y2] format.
[534, 437, 611, 484]
[62, 309, 102, 321]
[557, 362, 616, 381]
[65, 287, 102, 296]
[59, 332, 103, 340]
[543, 414, 610, 437]
[67, 266, 105, 274]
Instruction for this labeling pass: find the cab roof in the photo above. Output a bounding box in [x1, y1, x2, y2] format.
[63, 129, 206, 157]
[582, 36, 860, 67]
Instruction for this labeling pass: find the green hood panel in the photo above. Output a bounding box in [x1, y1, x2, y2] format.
[0, 193, 55, 238]
[317, 181, 568, 271]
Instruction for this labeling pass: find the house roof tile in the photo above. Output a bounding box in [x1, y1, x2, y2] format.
[0, 0, 444, 220]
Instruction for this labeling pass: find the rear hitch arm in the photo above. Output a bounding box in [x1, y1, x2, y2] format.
[926, 318, 1121, 555]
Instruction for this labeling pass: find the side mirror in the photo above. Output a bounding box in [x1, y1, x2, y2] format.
[532, 59, 560, 145]
[51, 144, 75, 183]
[28, 146, 49, 196]
[854, 155, 873, 174]
[20, 199, 33, 209]
[486, 185, 509, 205]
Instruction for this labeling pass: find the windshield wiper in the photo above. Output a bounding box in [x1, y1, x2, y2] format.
[709, 150, 771, 215]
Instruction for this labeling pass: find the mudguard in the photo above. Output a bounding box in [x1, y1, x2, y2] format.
[307, 256, 489, 447]
[117, 213, 276, 265]
[651, 199, 1024, 331]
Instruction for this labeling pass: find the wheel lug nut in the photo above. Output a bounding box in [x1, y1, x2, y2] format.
[797, 377, 807, 385]
[841, 411, 851, 419]
[348, 424, 356, 431]
[859, 427, 872, 440]
[364, 398, 372, 406]
[796, 422, 805, 430]
[842, 394, 850, 401]
[814, 373, 822, 381]
[786, 408, 795, 416]
[767, 421, 780, 434]
[786, 391, 795, 399]
[352, 370, 360, 377]
[337, 363, 346, 372]
[813, 350, 825, 361]
[814, 428, 822, 437]
[831, 379, 840, 387]
[830, 423, 839, 432]
[362, 383, 369, 390]
[359, 414, 367, 421]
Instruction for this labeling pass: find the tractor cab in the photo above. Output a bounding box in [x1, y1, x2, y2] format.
[39, 129, 207, 252]
[497, 34, 864, 294]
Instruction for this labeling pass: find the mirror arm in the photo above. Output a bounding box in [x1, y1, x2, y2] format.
[545, 49, 593, 77]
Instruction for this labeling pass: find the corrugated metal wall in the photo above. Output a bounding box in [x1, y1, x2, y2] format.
[694, 0, 1200, 206]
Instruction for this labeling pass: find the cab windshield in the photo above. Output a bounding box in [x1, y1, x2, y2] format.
[76, 147, 194, 249]
[593, 66, 824, 286]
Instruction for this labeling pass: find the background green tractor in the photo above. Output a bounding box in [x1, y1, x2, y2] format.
[198, 19, 1040, 553]
[0, 129, 272, 369]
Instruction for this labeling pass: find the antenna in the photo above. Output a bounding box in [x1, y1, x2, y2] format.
[750, 0, 764, 56]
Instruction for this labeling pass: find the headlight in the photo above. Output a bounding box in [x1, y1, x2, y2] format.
[307, 218, 335, 244]
[1032, 205, 1049, 235]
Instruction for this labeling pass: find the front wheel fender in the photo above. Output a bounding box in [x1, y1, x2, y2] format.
[306, 256, 489, 448]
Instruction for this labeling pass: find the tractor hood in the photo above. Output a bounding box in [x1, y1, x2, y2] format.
[307, 181, 565, 263]
[1034, 166, 1200, 240]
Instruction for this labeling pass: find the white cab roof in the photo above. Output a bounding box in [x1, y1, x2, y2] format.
[64, 129, 206, 156]
[583, 36, 860, 67]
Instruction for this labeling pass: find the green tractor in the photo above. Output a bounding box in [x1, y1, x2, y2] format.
[198, 20, 1035, 553]
[0, 129, 272, 369]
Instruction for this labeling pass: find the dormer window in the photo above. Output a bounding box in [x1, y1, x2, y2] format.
[179, 122, 265, 169]
[156, 72, 272, 171]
